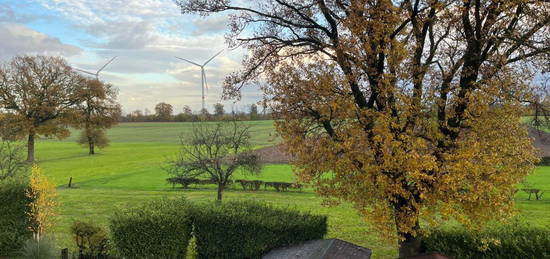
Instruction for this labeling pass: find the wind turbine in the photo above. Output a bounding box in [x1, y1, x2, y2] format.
[74, 56, 117, 80]
[175, 50, 224, 110]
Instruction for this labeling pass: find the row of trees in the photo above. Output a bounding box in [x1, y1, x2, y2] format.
[0, 55, 121, 161]
[121, 102, 271, 122]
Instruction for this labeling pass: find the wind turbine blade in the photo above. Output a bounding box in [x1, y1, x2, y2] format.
[74, 69, 97, 76]
[202, 49, 224, 66]
[97, 56, 117, 74]
[175, 56, 202, 67]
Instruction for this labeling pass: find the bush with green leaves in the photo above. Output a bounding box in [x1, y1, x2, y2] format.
[423, 224, 550, 258]
[71, 221, 110, 257]
[0, 176, 33, 256]
[192, 201, 328, 259]
[109, 198, 193, 259]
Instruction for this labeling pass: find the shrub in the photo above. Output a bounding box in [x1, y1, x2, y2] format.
[0, 176, 33, 256]
[236, 179, 264, 191]
[264, 181, 294, 192]
[71, 221, 109, 257]
[109, 198, 193, 259]
[192, 200, 328, 259]
[77, 129, 110, 149]
[18, 237, 57, 259]
[423, 224, 550, 258]
[166, 177, 198, 188]
[26, 165, 58, 240]
[536, 156, 550, 166]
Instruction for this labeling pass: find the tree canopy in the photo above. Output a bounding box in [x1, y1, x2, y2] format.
[176, 0, 550, 256]
[0, 55, 84, 162]
[155, 102, 173, 121]
[73, 79, 121, 155]
[214, 103, 225, 117]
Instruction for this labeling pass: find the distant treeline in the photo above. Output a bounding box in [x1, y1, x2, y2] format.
[120, 102, 273, 122]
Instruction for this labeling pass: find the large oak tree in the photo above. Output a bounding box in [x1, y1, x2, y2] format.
[0, 55, 84, 162]
[176, 0, 550, 257]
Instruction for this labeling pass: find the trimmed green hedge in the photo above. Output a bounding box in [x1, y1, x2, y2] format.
[0, 177, 33, 256]
[193, 201, 327, 259]
[423, 225, 550, 258]
[109, 198, 193, 259]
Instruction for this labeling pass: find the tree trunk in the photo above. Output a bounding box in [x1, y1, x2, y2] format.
[394, 189, 422, 258]
[88, 136, 95, 155]
[398, 223, 422, 258]
[27, 131, 35, 162]
[217, 184, 224, 201]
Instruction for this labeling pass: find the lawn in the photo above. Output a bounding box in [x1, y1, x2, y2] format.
[32, 121, 550, 259]
[57, 121, 278, 146]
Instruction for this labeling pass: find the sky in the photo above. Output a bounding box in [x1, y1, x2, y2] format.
[0, 0, 262, 114]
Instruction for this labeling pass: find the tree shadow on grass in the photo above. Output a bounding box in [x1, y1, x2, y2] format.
[64, 169, 161, 190]
[38, 153, 104, 163]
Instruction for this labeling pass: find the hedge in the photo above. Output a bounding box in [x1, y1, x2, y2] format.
[109, 198, 193, 259]
[192, 200, 327, 259]
[0, 177, 33, 256]
[423, 225, 550, 258]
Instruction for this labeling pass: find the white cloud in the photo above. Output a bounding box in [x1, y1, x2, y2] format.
[0, 23, 81, 60]
[35, 0, 233, 73]
[4, 0, 262, 112]
[192, 15, 229, 36]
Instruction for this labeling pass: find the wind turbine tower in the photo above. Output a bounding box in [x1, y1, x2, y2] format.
[175, 50, 224, 110]
[74, 57, 118, 80]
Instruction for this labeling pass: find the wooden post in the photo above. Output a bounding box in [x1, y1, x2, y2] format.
[68, 177, 72, 188]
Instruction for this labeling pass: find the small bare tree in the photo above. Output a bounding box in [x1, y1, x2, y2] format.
[165, 120, 261, 201]
[0, 140, 28, 181]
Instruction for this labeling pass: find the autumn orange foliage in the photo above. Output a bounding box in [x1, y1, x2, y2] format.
[174, 1, 549, 256]
[267, 59, 538, 241]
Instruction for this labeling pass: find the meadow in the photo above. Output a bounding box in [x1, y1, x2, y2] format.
[35, 121, 550, 259]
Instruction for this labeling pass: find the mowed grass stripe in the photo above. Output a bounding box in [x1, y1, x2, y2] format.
[46, 121, 279, 146]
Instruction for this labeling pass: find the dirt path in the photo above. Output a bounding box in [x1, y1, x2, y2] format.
[254, 144, 292, 164]
[528, 127, 550, 157]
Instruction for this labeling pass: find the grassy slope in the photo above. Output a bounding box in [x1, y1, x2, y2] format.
[515, 166, 550, 227]
[34, 121, 550, 259]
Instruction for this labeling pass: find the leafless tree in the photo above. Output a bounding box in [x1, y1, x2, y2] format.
[0, 140, 28, 181]
[165, 120, 262, 201]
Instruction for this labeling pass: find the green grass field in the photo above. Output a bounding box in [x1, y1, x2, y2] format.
[33, 121, 550, 259]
